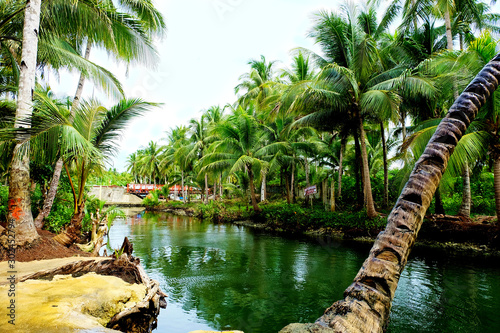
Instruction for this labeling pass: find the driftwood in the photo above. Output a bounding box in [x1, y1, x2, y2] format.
[19, 239, 167, 332]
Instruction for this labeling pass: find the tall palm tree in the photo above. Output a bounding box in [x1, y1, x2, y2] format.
[3, 0, 42, 246]
[187, 116, 211, 203]
[292, 5, 435, 218]
[138, 141, 162, 185]
[126, 152, 140, 183]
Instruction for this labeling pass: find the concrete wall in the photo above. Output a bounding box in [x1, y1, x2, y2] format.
[87, 186, 143, 205]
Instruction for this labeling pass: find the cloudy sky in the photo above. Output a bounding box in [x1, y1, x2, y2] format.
[48, 0, 500, 172]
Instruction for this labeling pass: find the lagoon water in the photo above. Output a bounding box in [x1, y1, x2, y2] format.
[106, 210, 500, 333]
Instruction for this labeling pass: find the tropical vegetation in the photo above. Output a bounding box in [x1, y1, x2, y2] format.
[1, 0, 500, 331]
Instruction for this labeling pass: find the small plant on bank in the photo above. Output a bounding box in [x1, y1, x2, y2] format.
[143, 189, 161, 208]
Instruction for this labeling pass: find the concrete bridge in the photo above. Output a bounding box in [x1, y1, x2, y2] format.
[88, 186, 144, 205]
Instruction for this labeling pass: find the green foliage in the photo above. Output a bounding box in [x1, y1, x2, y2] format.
[262, 203, 386, 230]
[430, 172, 496, 216]
[142, 189, 161, 207]
[0, 185, 8, 223]
[43, 173, 76, 233]
[198, 201, 247, 223]
[87, 168, 133, 186]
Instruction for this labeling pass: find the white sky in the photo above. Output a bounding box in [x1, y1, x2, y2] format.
[48, 0, 500, 172]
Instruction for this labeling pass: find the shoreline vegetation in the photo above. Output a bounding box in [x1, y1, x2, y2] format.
[145, 200, 500, 258]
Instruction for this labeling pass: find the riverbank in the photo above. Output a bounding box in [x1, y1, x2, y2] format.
[148, 201, 500, 257]
[0, 228, 166, 332]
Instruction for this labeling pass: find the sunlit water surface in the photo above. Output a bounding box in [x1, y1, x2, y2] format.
[106, 210, 500, 333]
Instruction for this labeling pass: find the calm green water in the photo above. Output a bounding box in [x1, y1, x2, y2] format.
[106, 210, 500, 333]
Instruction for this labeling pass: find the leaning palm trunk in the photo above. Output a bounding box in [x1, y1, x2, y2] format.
[34, 159, 63, 229]
[4, 0, 42, 246]
[34, 43, 92, 228]
[280, 53, 500, 333]
[458, 162, 471, 217]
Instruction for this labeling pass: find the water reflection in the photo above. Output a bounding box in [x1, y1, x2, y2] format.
[107, 211, 500, 333]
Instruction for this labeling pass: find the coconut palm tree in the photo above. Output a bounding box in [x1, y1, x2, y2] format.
[186, 116, 212, 203]
[2, 0, 42, 246]
[291, 5, 435, 218]
[235, 55, 279, 113]
[138, 141, 163, 185]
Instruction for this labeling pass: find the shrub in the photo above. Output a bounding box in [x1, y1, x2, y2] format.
[143, 190, 161, 207]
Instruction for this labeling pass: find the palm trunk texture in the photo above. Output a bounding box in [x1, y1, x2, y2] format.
[359, 116, 377, 218]
[381, 122, 389, 208]
[280, 54, 500, 333]
[458, 163, 471, 217]
[494, 158, 500, 222]
[3, 0, 42, 246]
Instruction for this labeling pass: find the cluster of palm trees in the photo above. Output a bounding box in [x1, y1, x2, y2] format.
[0, 0, 165, 246]
[127, 0, 500, 221]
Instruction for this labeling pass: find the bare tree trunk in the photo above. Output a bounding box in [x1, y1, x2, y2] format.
[261, 173, 266, 202]
[181, 171, 186, 204]
[444, 8, 454, 51]
[34, 159, 62, 229]
[34, 42, 92, 228]
[72, 42, 92, 111]
[330, 178, 335, 212]
[494, 157, 500, 223]
[435, 187, 445, 215]
[458, 162, 471, 217]
[359, 115, 377, 218]
[281, 53, 500, 333]
[247, 167, 261, 212]
[354, 132, 363, 207]
[213, 179, 217, 201]
[285, 169, 291, 204]
[204, 173, 208, 204]
[381, 122, 389, 208]
[219, 173, 223, 201]
[304, 157, 309, 200]
[338, 137, 344, 200]
[3, 0, 42, 247]
[322, 178, 327, 209]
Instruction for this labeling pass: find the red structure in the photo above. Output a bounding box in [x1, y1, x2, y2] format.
[126, 184, 208, 195]
[126, 184, 164, 194]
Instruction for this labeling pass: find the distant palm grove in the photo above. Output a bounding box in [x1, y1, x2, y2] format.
[1, 0, 500, 248]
